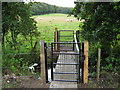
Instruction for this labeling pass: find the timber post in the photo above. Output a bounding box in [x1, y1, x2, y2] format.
[83, 40, 89, 83]
[54, 28, 58, 51]
[40, 41, 48, 84]
[97, 48, 101, 81]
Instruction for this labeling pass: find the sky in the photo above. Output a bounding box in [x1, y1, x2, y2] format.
[34, 0, 75, 7]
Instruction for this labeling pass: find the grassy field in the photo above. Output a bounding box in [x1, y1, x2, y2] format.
[33, 13, 81, 43]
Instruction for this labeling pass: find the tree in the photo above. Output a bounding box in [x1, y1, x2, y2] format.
[2, 2, 38, 50]
[2, 2, 40, 74]
[71, 2, 120, 67]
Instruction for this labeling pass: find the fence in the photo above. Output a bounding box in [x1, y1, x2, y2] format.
[40, 29, 89, 84]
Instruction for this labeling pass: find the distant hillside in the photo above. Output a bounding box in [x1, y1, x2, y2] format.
[30, 2, 72, 15]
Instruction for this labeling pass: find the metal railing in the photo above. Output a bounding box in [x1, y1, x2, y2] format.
[50, 30, 83, 82]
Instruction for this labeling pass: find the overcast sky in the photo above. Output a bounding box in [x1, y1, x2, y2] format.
[33, 0, 75, 7]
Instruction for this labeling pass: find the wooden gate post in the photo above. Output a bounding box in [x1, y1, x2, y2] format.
[83, 40, 89, 83]
[40, 41, 48, 84]
[54, 28, 58, 51]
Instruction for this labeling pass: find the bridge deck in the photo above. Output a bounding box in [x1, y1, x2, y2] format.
[49, 51, 78, 88]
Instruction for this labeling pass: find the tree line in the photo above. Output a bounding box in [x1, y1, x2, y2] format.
[30, 2, 72, 15]
[71, 2, 120, 69]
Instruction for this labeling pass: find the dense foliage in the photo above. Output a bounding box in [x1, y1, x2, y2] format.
[30, 2, 72, 15]
[71, 2, 120, 69]
[2, 2, 40, 75]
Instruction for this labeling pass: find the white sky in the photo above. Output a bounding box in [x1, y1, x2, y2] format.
[34, 0, 75, 7]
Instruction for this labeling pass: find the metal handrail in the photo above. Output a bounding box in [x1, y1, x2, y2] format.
[74, 34, 79, 52]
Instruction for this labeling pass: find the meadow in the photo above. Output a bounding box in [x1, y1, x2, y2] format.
[33, 13, 80, 43]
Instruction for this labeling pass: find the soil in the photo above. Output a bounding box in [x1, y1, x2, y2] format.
[2, 65, 120, 89]
[2, 71, 119, 88]
[2, 74, 50, 88]
[78, 78, 119, 88]
[78, 71, 120, 88]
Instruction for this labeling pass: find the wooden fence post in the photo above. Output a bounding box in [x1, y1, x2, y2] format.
[0, 45, 1, 89]
[83, 40, 89, 83]
[40, 41, 48, 84]
[54, 28, 58, 51]
[97, 48, 101, 81]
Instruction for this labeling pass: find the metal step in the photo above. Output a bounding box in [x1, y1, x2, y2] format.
[53, 52, 79, 55]
[60, 35, 73, 37]
[53, 80, 78, 82]
[53, 72, 78, 74]
[59, 45, 73, 47]
[58, 49, 73, 51]
[52, 42, 80, 44]
[60, 41, 73, 42]
[59, 30, 74, 32]
[53, 63, 79, 65]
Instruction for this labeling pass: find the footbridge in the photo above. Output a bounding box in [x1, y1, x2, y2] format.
[40, 29, 89, 88]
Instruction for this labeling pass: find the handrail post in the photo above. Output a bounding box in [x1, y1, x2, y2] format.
[73, 40, 75, 51]
[76, 30, 80, 42]
[51, 43, 54, 81]
[73, 31, 74, 51]
[78, 43, 80, 83]
[54, 28, 58, 51]
[40, 41, 48, 83]
[81, 42, 84, 83]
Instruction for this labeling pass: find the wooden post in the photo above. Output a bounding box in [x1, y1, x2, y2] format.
[83, 40, 89, 84]
[54, 28, 58, 51]
[40, 41, 47, 84]
[97, 48, 101, 81]
[0, 2, 2, 90]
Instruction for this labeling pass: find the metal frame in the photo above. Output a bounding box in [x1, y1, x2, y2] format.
[58, 30, 74, 51]
[51, 42, 81, 82]
[51, 43, 54, 81]
[50, 30, 84, 83]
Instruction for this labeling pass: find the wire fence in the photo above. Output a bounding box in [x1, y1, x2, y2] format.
[1, 52, 40, 55]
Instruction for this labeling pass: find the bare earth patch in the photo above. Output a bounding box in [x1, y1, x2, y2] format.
[78, 78, 119, 88]
[2, 75, 50, 88]
[78, 71, 120, 88]
[2, 73, 119, 88]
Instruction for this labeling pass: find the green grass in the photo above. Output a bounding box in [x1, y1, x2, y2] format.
[33, 13, 82, 43]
